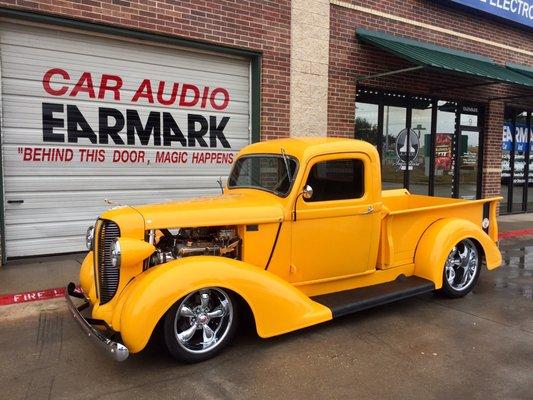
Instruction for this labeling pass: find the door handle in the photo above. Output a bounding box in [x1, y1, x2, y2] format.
[7, 200, 24, 204]
[361, 205, 374, 215]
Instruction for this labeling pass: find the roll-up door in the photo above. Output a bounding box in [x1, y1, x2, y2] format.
[0, 21, 251, 257]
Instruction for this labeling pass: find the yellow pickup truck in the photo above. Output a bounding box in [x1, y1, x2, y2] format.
[66, 137, 502, 363]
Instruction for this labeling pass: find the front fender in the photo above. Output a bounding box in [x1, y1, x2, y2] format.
[114, 257, 332, 353]
[414, 218, 502, 289]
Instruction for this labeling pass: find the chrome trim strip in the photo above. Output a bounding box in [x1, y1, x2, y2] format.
[65, 283, 129, 362]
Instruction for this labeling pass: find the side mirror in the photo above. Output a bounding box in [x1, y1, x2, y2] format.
[293, 185, 314, 221]
[302, 185, 313, 200]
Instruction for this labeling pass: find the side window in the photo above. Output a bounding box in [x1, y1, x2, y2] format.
[304, 159, 364, 202]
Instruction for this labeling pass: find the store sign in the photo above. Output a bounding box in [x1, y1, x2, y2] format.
[24, 68, 236, 166]
[395, 128, 420, 170]
[502, 123, 531, 151]
[444, 0, 533, 28]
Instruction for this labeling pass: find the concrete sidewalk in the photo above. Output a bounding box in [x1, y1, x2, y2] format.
[0, 213, 531, 296]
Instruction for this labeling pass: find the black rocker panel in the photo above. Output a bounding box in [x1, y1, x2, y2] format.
[311, 276, 435, 318]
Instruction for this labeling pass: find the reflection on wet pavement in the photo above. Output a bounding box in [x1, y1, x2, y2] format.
[494, 241, 533, 300]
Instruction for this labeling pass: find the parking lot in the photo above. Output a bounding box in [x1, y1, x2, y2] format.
[0, 235, 531, 400]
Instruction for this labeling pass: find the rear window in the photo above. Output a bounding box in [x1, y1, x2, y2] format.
[304, 159, 364, 202]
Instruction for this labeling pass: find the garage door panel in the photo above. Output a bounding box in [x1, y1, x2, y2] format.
[7, 236, 87, 258]
[1, 60, 251, 103]
[6, 220, 95, 241]
[4, 175, 227, 192]
[2, 145, 243, 175]
[5, 188, 222, 209]
[4, 188, 219, 225]
[1, 23, 249, 76]
[1, 93, 250, 129]
[0, 44, 251, 79]
[1, 22, 251, 257]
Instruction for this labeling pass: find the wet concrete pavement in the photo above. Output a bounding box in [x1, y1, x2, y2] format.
[1, 237, 532, 400]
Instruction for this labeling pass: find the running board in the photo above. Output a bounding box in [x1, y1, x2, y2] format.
[311, 276, 435, 318]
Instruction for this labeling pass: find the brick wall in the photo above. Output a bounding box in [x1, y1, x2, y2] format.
[328, 0, 533, 198]
[0, 0, 291, 141]
[482, 100, 505, 198]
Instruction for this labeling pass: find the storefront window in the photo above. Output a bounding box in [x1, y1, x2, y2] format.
[501, 108, 532, 214]
[434, 101, 457, 198]
[512, 112, 527, 212]
[501, 110, 513, 213]
[355, 88, 483, 200]
[382, 105, 407, 190]
[355, 102, 379, 147]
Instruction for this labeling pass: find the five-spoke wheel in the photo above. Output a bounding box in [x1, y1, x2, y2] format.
[164, 287, 237, 363]
[440, 239, 481, 298]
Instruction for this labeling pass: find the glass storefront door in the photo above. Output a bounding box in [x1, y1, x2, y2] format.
[409, 98, 432, 195]
[501, 108, 532, 214]
[355, 88, 484, 199]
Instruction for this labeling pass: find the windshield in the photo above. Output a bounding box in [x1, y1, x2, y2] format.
[227, 154, 298, 196]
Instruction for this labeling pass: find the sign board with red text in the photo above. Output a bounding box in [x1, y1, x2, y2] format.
[0, 21, 251, 257]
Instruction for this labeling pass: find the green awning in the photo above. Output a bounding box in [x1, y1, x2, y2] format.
[506, 62, 533, 79]
[356, 29, 533, 88]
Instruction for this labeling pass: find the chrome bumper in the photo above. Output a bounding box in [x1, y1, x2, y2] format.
[65, 282, 129, 362]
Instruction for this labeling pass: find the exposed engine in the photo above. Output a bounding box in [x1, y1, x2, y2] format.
[148, 226, 240, 267]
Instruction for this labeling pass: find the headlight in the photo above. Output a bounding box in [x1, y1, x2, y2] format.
[111, 239, 121, 268]
[86, 226, 94, 250]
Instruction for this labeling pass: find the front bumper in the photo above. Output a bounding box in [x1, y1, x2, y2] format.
[65, 282, 129, 362]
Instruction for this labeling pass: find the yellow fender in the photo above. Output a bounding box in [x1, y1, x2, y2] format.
[114, 256, 332, 353]
[414, 218, 502, 289]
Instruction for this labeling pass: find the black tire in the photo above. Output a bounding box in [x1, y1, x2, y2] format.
[439, 239, 481, 298]
[163, 287, 238, 363]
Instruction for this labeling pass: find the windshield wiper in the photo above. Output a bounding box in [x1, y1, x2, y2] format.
[280, 148, 292, 183]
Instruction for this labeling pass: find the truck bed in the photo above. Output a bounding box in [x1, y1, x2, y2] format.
[378, 189, 500, 269]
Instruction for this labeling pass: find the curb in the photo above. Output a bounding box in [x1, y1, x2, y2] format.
[498, 229, 533, 239]
[0, 228, 532, 308]
[0, 287, 66, 306]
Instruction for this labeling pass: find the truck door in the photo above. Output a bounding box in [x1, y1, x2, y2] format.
[290, 153, 377, 284]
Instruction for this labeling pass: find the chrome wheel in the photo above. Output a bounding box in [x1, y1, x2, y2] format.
[173, 288, 233, 354]
[444, 239, 479, 292]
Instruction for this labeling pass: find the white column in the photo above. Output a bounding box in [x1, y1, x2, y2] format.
[290, 0, 330, 137]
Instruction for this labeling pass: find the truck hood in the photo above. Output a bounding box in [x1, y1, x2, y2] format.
[130, 190, 285, 230]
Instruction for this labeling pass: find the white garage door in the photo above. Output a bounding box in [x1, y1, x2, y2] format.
[0, 21, 251, 258]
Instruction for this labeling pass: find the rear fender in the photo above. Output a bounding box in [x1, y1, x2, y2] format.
[115, 256, 332, 353]
[414, 218, 502, 289]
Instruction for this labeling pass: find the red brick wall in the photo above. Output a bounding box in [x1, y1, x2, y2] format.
[0, 0, 291, 140]
[482, 100, 504, 198]
[329, 0, 533, 198]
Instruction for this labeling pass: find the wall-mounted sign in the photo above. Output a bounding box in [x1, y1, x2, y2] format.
[442, 0, 533, 28]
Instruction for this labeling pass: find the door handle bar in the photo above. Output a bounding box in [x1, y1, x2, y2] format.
[361, 205, 374, 215]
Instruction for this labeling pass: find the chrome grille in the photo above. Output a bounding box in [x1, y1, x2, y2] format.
[96, 220, 120, 305]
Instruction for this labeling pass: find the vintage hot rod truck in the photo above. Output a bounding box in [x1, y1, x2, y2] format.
[66, 138, 502, 363]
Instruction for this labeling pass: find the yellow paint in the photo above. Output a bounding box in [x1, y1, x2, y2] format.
[114, 257, 332, 353]
[290, 151, 381, 283]
[414, 218, 502, 289]
[76, 138, 502, 353]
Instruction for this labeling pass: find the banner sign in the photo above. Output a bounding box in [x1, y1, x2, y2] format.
[435, 133, 453, 171]
[502, 123, 531, 151]
[444, 0, 533, 28]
